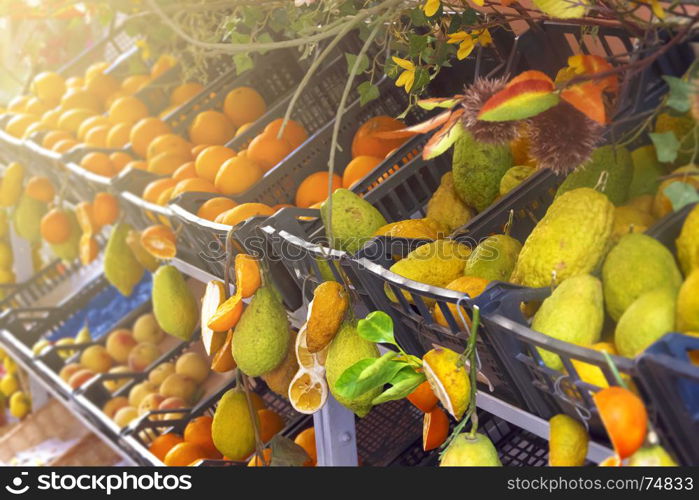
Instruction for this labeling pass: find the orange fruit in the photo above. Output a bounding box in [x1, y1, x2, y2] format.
[108, 95, 149, 125]
[151, 54, 177, 79]
[191, 144, 209, 158]
[85, 72, 121, 103]
[163, 442, 209, 466]
[22, 121, 48, 139]
[195, 145, 237, 182]
[40, 209, 72, 244]
[130, 117, 171, 158]
[25, 176, 55, 203]
[125, 160, 147, 171]
[295, 171, 342, 208]
[92, 192, 120, 226]
[79, 234, 99, 265]
[196, 197, 237, 221]
[172, 162, 197, 182]
[80, 152, 116, 177]
[273, 203, 293, 211]
[598, 455, 622, 467]
[60, 88, 102, 112]
[293, 427, 317, 465]
[183, 415, 220, 458]
[65, 76, 83, 89]
[171, 178, 218, 199]
[211, 329, 237, 373]
[52, 138, 79, 153]
[247, 134, 293, 172]
[105, 90, 129, 110]
[106, 122, 131, 148]
[158, 105, 177, 120]
[5, 114, 37, 138]
[593, 387, 647, 459]
[149, 433, 184, 462]
[407, 380, 439, 413]
[121, 74, 150, 94]
[143, 178, 177, 203]
[188, 110, 236, 145]
[157, 186, 175, 206]
[215, 203, 275, 227]
[223, 87, 266, 128]
[31, 71, 66, 104]
[7, 95, 30, 112]
[75, 201, 98, 234]
[258, 409, 284, 443]
[40, 108, 62, 128]
[351, 115, 406, 158]
[110, 152, 134, 173]
[342, 155, 381, 188]
[235, 254, 261, 298]
[77, 115, 110, 140]
[207, 293, 243, 332]
[42, 130, 73, 150]
[57, 108, 95, 134]
[247, 449, 272, 467]
[85, 61, 109, 81]
[214, 156, 263, 195]
[147, 134, 192, 161]
[235, 122, 254, 137]
[148, 151, 191, 175]
[170, 82, 204, 106]
[84, 125, 110, 148]
[263, 118, 308, 148]
[141, 224, 177, 259]
[24, 97, 48, 116]
[422, 407, 449, 451]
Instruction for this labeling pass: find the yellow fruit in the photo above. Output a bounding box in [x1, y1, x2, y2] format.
[422, 347, 470, 420]
[288, 371, 328, 415]
[5, 114, 37, 138]
[146, 134, 192, 161]
[1, 373, 19, 395]
[195, 145, 236, 182]
[549, 414, 589, 466]
[0, 162, 25, 207]
[150, 54, 177, 79]
[32, 71, 66, 104]
[85, 61, 109, 81]
[148, 152, 191, 176]
[77, 115, 110, 141]
[85, 72, 121, 103]
[570, 342, 619, 388]
[130, 117, 171, 158]
[214, 156, 263, 195]
[211, 389, 258, 460]
[60, 88, 101, 112]
[9, 391, 30, 419]
[305, 281, 349, 353]
[121, 74, 150, 94]
[7, 95, 30, 112]
[58, 108, 95, 134]
[188, 110, 236, 145]
[223, 87, 266, 127]
[108, 95, 149, 125]
[106, 122, 131, 148]
[170, 82, 204, 106]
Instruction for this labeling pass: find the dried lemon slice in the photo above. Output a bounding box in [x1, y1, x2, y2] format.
[288, 371, 328, 414]
[422, 347, 470, 420]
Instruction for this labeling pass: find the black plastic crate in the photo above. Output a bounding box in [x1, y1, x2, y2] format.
[0, 258, 82, 310]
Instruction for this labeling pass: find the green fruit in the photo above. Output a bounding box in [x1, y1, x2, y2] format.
[628, 445, 678, 466]
[152, 265, 198, 341]
[511, 188, 614, 288]
[211, 389, 257, 460]
[104, 223, 145, 296]
[615, 288, 676, 358]
[676, 203, 699, 276]
[629, 145, 663, 198]
[464, 234, 521, 282]
[531, 274, 604, 370]
[655, 112, 696, 166]
[320, 188, 387, 253]
[426, 172, 474, 233]
[326, 321, 380, 417]
[549, 414, 588, 466]
[49, 211, 80, 262]
[556, 145, 633, 206]
[677, 269, 699, 332]
[499, 165, 536, 196]
[602, 233, 682, 321]
[452, 130, 512, 212]
[440, 433, 502, 466]
[12, 194, 47, 243]
[232, 286, 290, 376]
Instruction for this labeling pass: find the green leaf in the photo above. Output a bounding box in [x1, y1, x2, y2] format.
[269, 435, 310, 466]
[663, 76, 693, 113]
[371, 368, 426, 405]
[418, 97, 461, 110]
[650, 131, 681, 163]
[409, 7, 429, 27]
[358, 81, 380, 106]
[233, 54, 254, 75]
[334, 353, 406, 400]
[663, 181, 699, 212]
[462, 8, 478, 26]
[256, 33, 273, 55]
[408, 34, 429, 58]
[345, 53, 369, 75]
[411, 66, 431, 94]
[357, 311, 396, 345]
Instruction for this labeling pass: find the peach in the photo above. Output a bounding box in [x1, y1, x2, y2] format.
[68, 368, 96, 389]
[157, 396, 190, 421]
[132, 313, 164, 344]
[138, 392, 166, 416]
[148, 362, 175, 385]
[105, 329, 137, 363]
[127, 342, 161, 372]
[113, 406, 139, 428]
[159, 373, 197, 403]
[80, 345, 112, 373]
[59, 362, 82, 382]
[128, 380, 158, 407]
[175, 352, 209, 384]
[103, 365, 133, 393]
[102, 396, 129, 418]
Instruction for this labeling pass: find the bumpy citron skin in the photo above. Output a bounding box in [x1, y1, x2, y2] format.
[306, 281, 349, 353]
[422, 347, 470, 421]
[549, 414, 589, 466]
[426, 172, 474, 233]
[677, 203, 699, 277]
[440, 433, 501, 466]
[320, 188, 387, 254]
[511, 188, 614, 288]
[373, 218, 448, 240]
[465, 234, 522, 282]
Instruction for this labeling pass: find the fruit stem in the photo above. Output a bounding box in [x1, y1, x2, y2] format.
[601, 351, 628, 390]
[238, 371, 267, 466]
[504, 209, 514, 236]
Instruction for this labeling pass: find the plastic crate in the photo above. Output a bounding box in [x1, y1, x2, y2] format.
[0, 258, 82, 310]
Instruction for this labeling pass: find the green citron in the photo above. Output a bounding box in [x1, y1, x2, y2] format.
[531, 274, 604, 370]
[464, 234, 521, 282]
[104, 223, 145, 296]
[549, 414, 589, 466]
[452, 130, 512, 212]
[628, 445, 678, 466]
[49, 211, 80, 262]
[426, 172, 474, 233]
[499, 165, 536, 196]
[152, 265, 198, 341]
[628, 144, 663, 198]
[676, 203, 699, 276]
[320, 188, 387, 253]
[440, 433, 502, 467]
[615, 287, 676, 358]
[12, 194, 47, 243]
[325, 321, 380, 417]
[602, 233, 682, 321]
[211, 389, 258, 460]
[232, 285, 290, 376]
[126, 229, 159, 272]
[555, 145, 633, 206]
[0, 162, 24, 207]
[655, 112, 696, 166]
[677, 269, 699, 332]
[511, 188, 614, 288]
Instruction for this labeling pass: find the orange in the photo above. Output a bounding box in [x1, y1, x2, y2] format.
[42, 130, 73, 150]
[295, 171, 342, 208]
[258, 409, 284, 443]
[25, 176, 55, 203]
[293, 427, 317, 465]
[65, 76, 83, 89]
[106, 122, 131, 148]
[52, 138, 79, 153]
[163, 442, 209, 466]
[77, 115, 110, 140]
[79, 234, 99, 265]
[422, 407, 449, 451]
[407, 381, 439, 413]
[141, 224, 177, 259]
[147, 134, 192, 161]
[105, 90, 128, 110]
[214, 203, 275, 227]
[80, 152, 116, 177]
[211, 329, 237, 373]
[196, 197, 237, 221]
[85, 72, 121, 103]
[188, 110, 236, 145]
[84, 125, 110, 148]
[207, 293, 243, 332]
[264, 118, 308, 148]
[247, 448, 273, 467]
[247, 134, 293, 172]
[351, 115, 406, 158]
[75, 201, 98, 234]
[22, 121, 48, 139]
[143, 178, 178, 203]
[235, 254, 261, 298]
[110, 152, 134, 173]
[157, 187, 175, 206]
[7, 95, 30, 112]
[5, 114, 37, 138]
[342, 155, 381, 188]
[149, 433, 184, 462]
[170, 82, 204, 106]
[125, 160, 147, 171]
[31, 71, 66, 104]
[223, 86, 266, 128]
[121, 74, 150, 94]
[41, 108, 62, 128]
[148, 151, 191, 176]
[172, 162, 197, 182]
[151, 54, 177, 79]
[40, 209, 72, 244]
[195, 145, 237, 182]
[158, 105, 177, 120]
[235, 122, 254, 137]
[214, 156, 263, 195]
[171, 178, 218, 199]
[130, 117, 171, 158]
[93, 192, 120, 226]
[24, 97, 48, 116]
[85, 61, 109, 81]
[60, 88, 102, 112]
[57, 108, 95, 134]
[108, 95, 149, 125]
[593, 387, 647, 459]
[183, 415, 220, 458]
[191, 144, 209, 158]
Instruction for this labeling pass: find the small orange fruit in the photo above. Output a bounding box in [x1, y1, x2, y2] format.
[247, 449, 273, 467]
[106, 122, 131, 148]
[195, 145, 237, 182]
[342, 155, 381, 189]
[31, 71, 66, 104]
[52, 138, 79, 153]
[143, 178, 177, 203]
[85, 72, 121, 103]
[105, 90, 129, 109]
[141, 224, 177, 259]
[5, 114, 37, 138]
[258, 409, 284, 443]
[351, 115, 406, 158]
[207, 293, 243, 332]
[293, 427, 317, 465]
[85, 61, 109, 81]
[235, 254, 261, 298]
[125, 160, 148, 171]
[40, 209, 72, 244]
[110, 152, 134, 173]
[214, 203, 275, 227]
[60, 88, 102, 112]
[75, 201, 98, 234]
[183, 415, 220, 458]
[40, 108, 62, 128]
[58, 108, 95, 134]
[189, 110, 236, 146]
[157, 186, 175, 206]
[84, 124, 110, 148]
[171, 178, 218, 199]
[147, 134, 192, 161]
[121, 74, 150, 94]
[80, 152, 116, 177]
[172, 162, 197, 182]
[235, 122, 254, 137]
[130, 117, 171, 158]
[24, 97, 48, 116]
[264, 118, 308, 148]
[149, 433, 184, 462]
[196, 197, 237, 221]
[593, 386, 648, 459]
[92, 192, 120, 226]
[77, 115, 110, 140]
[7, 95, 30, 112]
[214, 156, 263, 195]
[65, 76, 83, 89]
[170, 82, 204, 106]
[108, 95, 149, 125]
[163, 442, 209, 466]
[150, 54, 177, 79]
[423, 407, 449, 451]
[191, 144, 209, 159]
[247, 134, 293, 172]
[223, 87, 266, 128]
[25, 176, 55, 203]
[148, 151, 191, 176]
[295, 171, 342, 208]
[42, 130, 73, 149]
[407, 381, 439, 413]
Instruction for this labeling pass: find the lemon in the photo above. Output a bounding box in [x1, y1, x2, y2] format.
[32, 339, 52, 356]
[549, 414, 589, 466]
[1, 373, 19, 395]
[422, 347, 470, 420]
[55, 337, 76, 359]
[288, 328, 328, 414]
[570, 342, 617, 388]
[9, 391, 31, 419]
